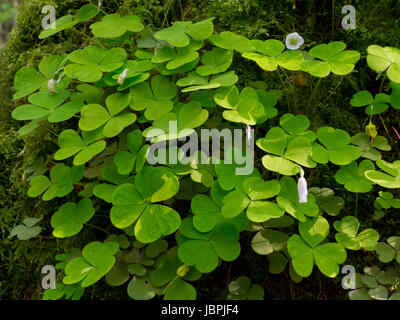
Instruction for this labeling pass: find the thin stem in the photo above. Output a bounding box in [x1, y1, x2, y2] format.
[85, 223, 109, 234]
[89, 0, 108, 15]
[162, 0, 174, 28]
[307, 78, 322, 112]
[225, 263, 232, 289]
[73, 28, 105, 48]
[113, 0, 120, 9]
[44, 125, 58, 136]
[178, 0, 184, 20]
[331, 0, 335, 40]
[379, 73, 387, 92]
[277, 69, 291, 113]
[291, 71, 299, 114]
[355, 193, 359, 218]
[162, 275, 179, 294]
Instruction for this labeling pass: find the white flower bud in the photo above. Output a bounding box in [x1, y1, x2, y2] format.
[117, 68, 129, 85]
[297, 167, 308, 203]
[48, 79, 56, 94]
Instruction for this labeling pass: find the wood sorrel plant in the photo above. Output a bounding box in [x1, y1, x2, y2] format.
[10, 3, 400, 300]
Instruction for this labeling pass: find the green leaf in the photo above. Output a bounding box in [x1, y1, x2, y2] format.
[267, 251, 288, 275]
[127, 275, 156, 300]
[221, 177, 283, 223]
[276, 177, 319, 222]
[349, 288, 372, 300]
[23, 217, 43, 228]
[356, 229, 379, 251]
[110, 183, 146, 229]
[369, 285, 388, 300]
[155, 21, 192, 47]
[51, 199, 95, 238]
[90, 14, 144, 38]
[288, 231, 347, 278]
[257, 127, 315, 175]
[12, 90, 72, 121]
[79, 92, 136, 138]
[105, 261, 130, 286]
[287, 235, 314, 277]
[216, 86, 269, 125]
[8, 224, 41, 240]
[364, 160, 400, 188]
[39, 4, 99, 39]
[185, 18, 214, 40]
[351, 133, 391, 161]
[251, 229, 289, 255]
[111, 168, 180, 242]
[65, 46, 126, 82]
[13, 67, 46, 99]
[350, 90, 390, 115]
[375, 242, 396, 263]
[214, 150, 259, 191]
[333, 216, 359, 237]
[301, 42, 360, 77]
[313, 243, 347, 277]
[55, 128, 106, 166]
[135, 166, 179, 202]
[210, 31, 255, 53]
[242, 39, 303, 71]
[134, 205, 181, 243]
[178, 219, 240, 273]
[334, 216, 379, 251]
[145, 239, 168, 258]
[309, 187, 344, 216]
[367, 45, 400, 83]
[27, 164, 84, 201]
[335, 160, 375, 193]
[164, 279, 196, 300]
[130, 75, 176, 120]
[299, 216, 329, 248]
[316, 127, 360, 165]
[63, 241, 119, 287]
[227, 276, 264, 300]
[196, 48, 233, 76]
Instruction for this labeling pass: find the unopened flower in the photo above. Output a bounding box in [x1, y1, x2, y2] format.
[177, 264, 190, 277]
[246, 124, 252, 146]
[117, 68, 129, 85]
[98, 0, 102, 9]
[285, 32, 304, 50]
[365, 121, 377, 139]
[48, 79, 56, 94]
[297, 167, 308, 203]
